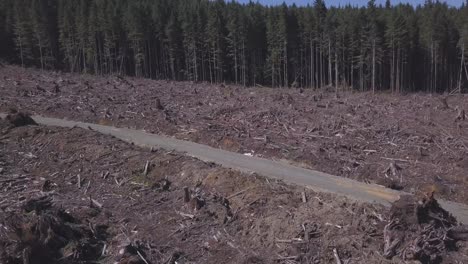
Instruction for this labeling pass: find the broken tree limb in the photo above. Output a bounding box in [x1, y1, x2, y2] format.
[276, 255, 299, 260]
[448, 225, 468, 241]
[275, 238, 307, 244]
[89, 197, 103, 208]
[177, 211, 195, 219]
[84, 180, 91, 194]
[183, 187, 190, 203]
[381, 157, 411, 163]
[136, 250, 149, 264]
[143, 160, 150, 176]
[101, 244, 107, 257]
[333, 248, 342, 264]
[77, 174, 81, 188]
[227, 187, 253, 199]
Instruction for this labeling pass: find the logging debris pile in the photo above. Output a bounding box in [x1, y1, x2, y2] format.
[2, 65, 468, 205]
[1, 114, 468, 263]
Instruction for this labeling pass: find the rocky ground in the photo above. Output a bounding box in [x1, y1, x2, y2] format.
[1, 66, 468, 204]
[1, 112, 468, 264]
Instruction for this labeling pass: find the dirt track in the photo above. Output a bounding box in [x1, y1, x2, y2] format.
[2, 115, 468, 263]
[0, 116, 392, 263]
[4, 112, 468, 226]
[2, 66, 468, 204]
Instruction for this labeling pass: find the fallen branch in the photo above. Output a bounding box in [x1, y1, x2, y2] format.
[381, 157, 411, 163]
[276, 255, 299, 260]
[136, 250, 149, 264]
[89, 197, 103, 208]
[227, 187, 253, 199]
[101, 244, 107, 257]
[84, 180, 91, 194]
[333, 248, 342, 264]
[77, 174, 81, 188]
[184, 187, 190, 203]
[143, 160, 150, 176]
[275, 238, 307, 244]
[177, 211, 195, 219]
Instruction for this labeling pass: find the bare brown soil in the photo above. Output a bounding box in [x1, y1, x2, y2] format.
[1, 66, 468, 205]
[1, 115, 468, 264]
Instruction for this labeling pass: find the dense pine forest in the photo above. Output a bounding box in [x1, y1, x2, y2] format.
[0, 0, 467, 92]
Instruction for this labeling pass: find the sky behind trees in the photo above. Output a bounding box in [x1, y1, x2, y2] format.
[236, 0, 464, 7]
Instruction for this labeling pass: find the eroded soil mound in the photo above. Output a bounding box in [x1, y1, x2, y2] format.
[0, 196, 106, 264]
[384, 194, 467, 263]
[4, 111, 37, 127]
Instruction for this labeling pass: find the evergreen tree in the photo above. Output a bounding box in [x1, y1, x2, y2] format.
[165, 11, 184, 80]
[457, 2, 468, 92]
[0, 0, 16, 62]
[205, 0, 226, 83]
[0, 0, 467, 92]
[13, 0, 34, 68]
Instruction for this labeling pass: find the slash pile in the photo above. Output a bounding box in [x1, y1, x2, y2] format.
[384, 194, 468, 263]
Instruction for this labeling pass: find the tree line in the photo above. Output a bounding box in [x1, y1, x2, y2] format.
[0, 0, 467, 93]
